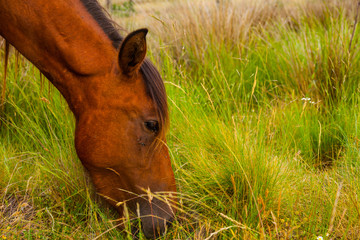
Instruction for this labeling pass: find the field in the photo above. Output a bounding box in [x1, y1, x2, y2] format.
[1, 0, 360, 239]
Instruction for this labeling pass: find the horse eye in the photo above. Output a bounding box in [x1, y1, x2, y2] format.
[144, 121, 159, 133]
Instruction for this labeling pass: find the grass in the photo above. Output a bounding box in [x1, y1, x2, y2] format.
[1, 0, 360, 239]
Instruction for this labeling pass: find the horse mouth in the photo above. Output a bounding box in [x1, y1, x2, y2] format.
[130, 214, 174, 239]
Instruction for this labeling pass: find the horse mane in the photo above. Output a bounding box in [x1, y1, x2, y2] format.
[80, 0, 169, 135]
[80, 0, 123, 48]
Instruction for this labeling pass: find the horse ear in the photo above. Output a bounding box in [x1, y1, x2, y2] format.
[118, 28, 148, 75]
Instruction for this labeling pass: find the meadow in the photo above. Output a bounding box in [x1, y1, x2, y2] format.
[1, 0, 360, 239]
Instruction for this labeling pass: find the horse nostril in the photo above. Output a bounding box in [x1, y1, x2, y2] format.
[166, 217, 174, 228]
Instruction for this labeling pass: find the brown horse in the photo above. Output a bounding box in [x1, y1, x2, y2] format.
[0, 0, 177, 238]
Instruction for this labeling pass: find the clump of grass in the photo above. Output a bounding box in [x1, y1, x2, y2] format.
[162, 62, 360, 238]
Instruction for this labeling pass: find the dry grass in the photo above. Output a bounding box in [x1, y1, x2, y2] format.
[111, 0, 358, 57]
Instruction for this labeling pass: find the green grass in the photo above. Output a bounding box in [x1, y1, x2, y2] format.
[2, 0, 360, 239]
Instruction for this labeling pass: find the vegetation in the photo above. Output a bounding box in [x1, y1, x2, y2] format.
[111, 0, 135, 17]
[1, 0, 360, 239]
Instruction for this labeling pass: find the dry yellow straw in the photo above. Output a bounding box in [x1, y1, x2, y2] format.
[1, 40, 9, 115]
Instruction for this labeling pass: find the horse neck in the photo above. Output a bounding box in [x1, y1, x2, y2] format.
[0, 0, 117, 116]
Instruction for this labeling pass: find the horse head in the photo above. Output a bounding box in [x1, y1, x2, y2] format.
[74, 29, 177, 238]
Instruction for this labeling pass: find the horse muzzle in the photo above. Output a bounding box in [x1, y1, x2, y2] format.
[130, 196, 175, 239]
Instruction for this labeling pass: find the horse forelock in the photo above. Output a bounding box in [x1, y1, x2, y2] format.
[140, 59, 169, 138]
[79, 0, 169, 137]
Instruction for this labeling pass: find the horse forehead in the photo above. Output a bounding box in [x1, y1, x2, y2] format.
[101, 81, 156, 113]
